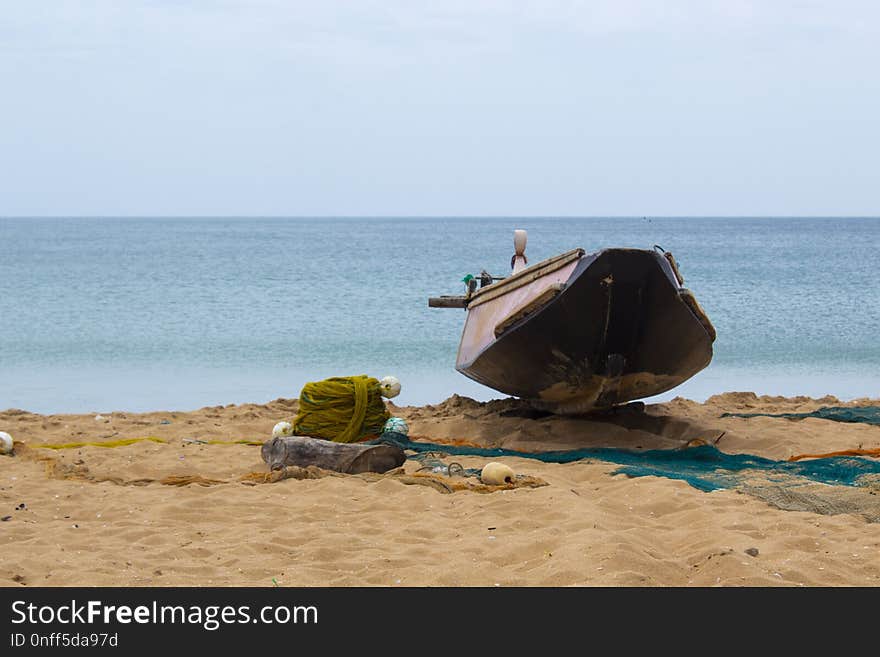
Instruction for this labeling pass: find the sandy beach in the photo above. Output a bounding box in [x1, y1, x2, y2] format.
[2, 392, 879, 587]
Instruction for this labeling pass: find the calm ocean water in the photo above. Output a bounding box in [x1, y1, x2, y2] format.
[1, 217, 878, 413]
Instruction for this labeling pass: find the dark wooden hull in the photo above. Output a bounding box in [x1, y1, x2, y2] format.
[455, 248, 714, 413]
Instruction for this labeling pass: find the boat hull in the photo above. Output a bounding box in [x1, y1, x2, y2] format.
[455, 248, 714, 413]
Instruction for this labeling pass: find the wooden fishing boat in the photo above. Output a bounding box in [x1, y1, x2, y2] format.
[429, 231, 716, 414]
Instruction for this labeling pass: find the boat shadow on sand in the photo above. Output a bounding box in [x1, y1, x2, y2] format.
[498, 400, 720, 446]
[401, 395, 721, 454]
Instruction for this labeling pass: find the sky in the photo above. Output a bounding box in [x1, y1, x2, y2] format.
[1, 1, 878, 216]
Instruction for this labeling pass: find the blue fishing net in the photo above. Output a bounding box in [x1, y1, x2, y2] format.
[371, 432, 880, 493]
[720, 405, 880, 426]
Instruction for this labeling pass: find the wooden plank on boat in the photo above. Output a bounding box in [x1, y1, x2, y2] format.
[494, 283, 566, 337]
[428, 295, 469, 308]
[467, 248, 584, 309]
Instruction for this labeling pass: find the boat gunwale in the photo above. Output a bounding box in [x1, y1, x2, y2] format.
[466, 247, 585, 309]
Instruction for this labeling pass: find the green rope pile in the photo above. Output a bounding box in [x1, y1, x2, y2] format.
[292, 375, 391, 443]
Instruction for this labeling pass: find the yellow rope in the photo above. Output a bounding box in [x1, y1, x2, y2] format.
[292, 375, 390, 443]
[339, 375, 369, 443]
[32, 437, 263, 450]
[35, 437, 168, 450]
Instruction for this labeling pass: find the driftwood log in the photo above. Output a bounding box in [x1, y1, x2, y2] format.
[261, 436, 406, 474]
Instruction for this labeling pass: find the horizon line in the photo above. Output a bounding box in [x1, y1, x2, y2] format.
[2, 215, 879, 220]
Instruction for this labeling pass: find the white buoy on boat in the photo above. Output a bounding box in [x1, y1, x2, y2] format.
[481, 461, 515, 485]
[272, 421, 294, 438]
[512, 229, 528, 273]
[0, 431, 13, 455]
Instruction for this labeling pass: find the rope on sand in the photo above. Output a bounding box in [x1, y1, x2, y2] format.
[35, 437, 168, 449]
[788, 448, 880, 462]
[31, 437, 263, 450]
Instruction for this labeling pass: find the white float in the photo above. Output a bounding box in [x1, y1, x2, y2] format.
[0, 431, 13, 455]
[379, 376, 401, 399]
[512, 229, 528, 273]
[272, 421, 294, 438]
[480, 461, 515, 485]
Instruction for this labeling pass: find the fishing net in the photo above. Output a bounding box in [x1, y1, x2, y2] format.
[371, 432, 880, 493]
[292, 375, 391, 443]
[721, 405, 880, 426]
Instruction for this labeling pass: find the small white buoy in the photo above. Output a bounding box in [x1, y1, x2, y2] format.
[379, 376, 401, 399]
[481, 461, 515, 485]
[272, 421, 293, 438]
[0, 431, 13, 455]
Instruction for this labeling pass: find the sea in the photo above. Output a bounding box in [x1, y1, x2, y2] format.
[1, 217, 878, 414]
